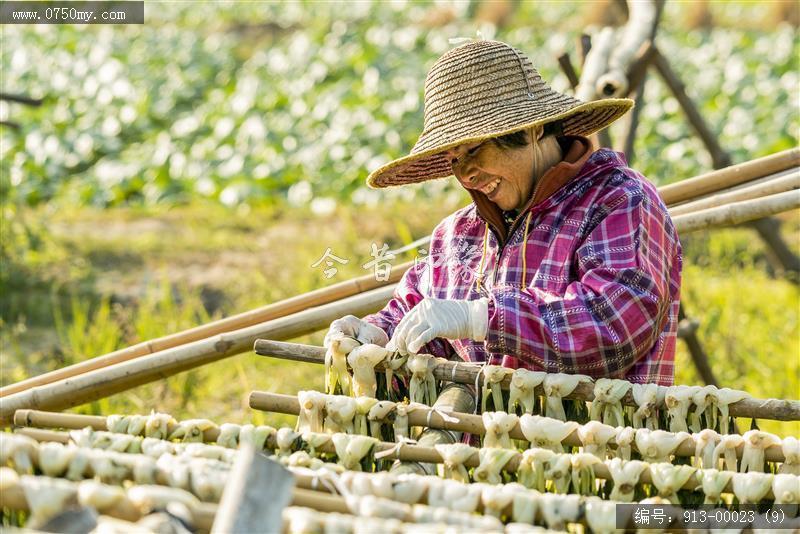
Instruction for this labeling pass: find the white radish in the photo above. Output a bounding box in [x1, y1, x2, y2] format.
[607, 457, 647, 502]
[590, 378, 631, 427]
[482, 411, 518, 449]
[732, 471, 773, 504]
[297, 390, 327, 434]
[740, 430, 781, 473]
[634, 428, 691, 463]
[632, 383, 660, 430]
[481, 365, 512, 413]
[712, 434, 744, 471]
[508, 368, 545, 415]
[473, 447, 517, 485]
[698, 468, 733, 505]
[331, 433, 378, 471]
[519, 414, 579, 453]
[435, 443, 476, 483]
[348, 344, 390, 398]
[577, 420, 617, 459]
[650, 463, 697, 504]
[543, 373, 592, 421]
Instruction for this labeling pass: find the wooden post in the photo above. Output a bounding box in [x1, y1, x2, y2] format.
[211, 443, 295, 534]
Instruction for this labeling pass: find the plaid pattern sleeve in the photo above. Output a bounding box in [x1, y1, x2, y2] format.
[363, 231, 456, 359]
[484, 172, 680, 384]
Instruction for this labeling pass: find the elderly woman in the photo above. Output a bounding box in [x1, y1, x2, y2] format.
[326, 40, 681, 389]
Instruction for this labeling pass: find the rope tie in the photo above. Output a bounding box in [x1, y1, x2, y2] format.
[374, 436, 417, 460]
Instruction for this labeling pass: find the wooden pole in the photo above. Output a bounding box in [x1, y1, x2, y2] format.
[211, 444, 295, 534]
[0, 285, 396, 425]
[658, 148, 799, 205]
[650, 46, 730, 169]
[252, 341, 800, 422]
[669, 169, 799, 216]
[247, 391, 787, 463]
[0, 476, 217, 530]
[15, 418, 781, 502]
[13, 408, 223, 443]
[0, 262, 412, 398]
[671, 189, 800, 234]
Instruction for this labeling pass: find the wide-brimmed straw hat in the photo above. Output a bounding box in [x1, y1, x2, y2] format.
[367, 39, 633, 188]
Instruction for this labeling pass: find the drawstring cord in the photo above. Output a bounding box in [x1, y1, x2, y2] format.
[474, 222, 490, 293]
[521, 211, 533, 288]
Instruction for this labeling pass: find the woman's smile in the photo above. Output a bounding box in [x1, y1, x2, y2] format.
[479, 178, 501, 196]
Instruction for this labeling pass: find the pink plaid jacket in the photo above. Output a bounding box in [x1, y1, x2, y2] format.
[365, 137, 681, 385]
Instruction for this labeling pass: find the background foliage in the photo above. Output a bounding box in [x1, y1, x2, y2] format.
[1, 1, 798, 436]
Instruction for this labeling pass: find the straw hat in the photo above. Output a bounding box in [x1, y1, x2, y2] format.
[367, 39, 633, 188]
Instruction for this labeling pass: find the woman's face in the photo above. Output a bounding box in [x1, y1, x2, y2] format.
[446, 137, 535, 211]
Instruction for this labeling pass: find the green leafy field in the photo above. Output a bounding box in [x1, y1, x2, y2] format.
[1, 2, 798, 436]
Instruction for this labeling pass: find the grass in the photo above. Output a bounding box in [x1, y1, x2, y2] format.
[1, 200, 798, 437]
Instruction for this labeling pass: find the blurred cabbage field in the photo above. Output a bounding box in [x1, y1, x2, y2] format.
[0, 1, 798, 434]
[2, 1, 797, 208]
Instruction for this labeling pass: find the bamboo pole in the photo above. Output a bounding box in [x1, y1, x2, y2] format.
[0, 476, 217, 530]
[658, 148, 799, 205]
[11, 424, 759, 499]
[0, 286, 396, 425]
[0, 262, 412, 398]
[13, 409, 223, 443]
[0, 471, 348, 529]
[672, 190, 800, 234]
[669, 169, 799, 216]
[247, 391, 786, 463]
[252, 341, 800, 422]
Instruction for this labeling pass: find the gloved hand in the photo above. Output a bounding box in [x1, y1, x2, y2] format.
[324, 315, 389, 349]
[388, 297, 489, 355]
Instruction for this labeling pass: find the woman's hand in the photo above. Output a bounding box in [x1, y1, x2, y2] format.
[388, 297, 489, 355]
[324, 315, 389, 349]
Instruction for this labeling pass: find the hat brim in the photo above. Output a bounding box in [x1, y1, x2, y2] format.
[367, 97, 633, 189]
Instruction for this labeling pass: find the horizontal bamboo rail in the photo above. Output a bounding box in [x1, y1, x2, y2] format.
[669, 168, 799, 216]
[0, 476, 218, 531]
[0, 472, 351, 527]
[0, 263, 411, 398]
[672, 189, 800, 234]
[0, 286, 396, 425]
[13, 424, 765, 499]
[659, 148, 799, 205]
[4, 150, 795, 401]
[253, 341, 800, 422]
[247, 391, 786, 463]
[13, 409, 223, 442]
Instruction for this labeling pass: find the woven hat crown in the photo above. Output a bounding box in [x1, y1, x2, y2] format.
[417, 40, 563, 153]
[366, 40, 633, 188]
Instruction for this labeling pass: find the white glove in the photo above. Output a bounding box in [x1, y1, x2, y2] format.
[324, 315, 389, 348]
[388, 297, 489, 355]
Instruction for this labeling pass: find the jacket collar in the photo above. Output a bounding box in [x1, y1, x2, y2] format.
[468, 135, 594, 246]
